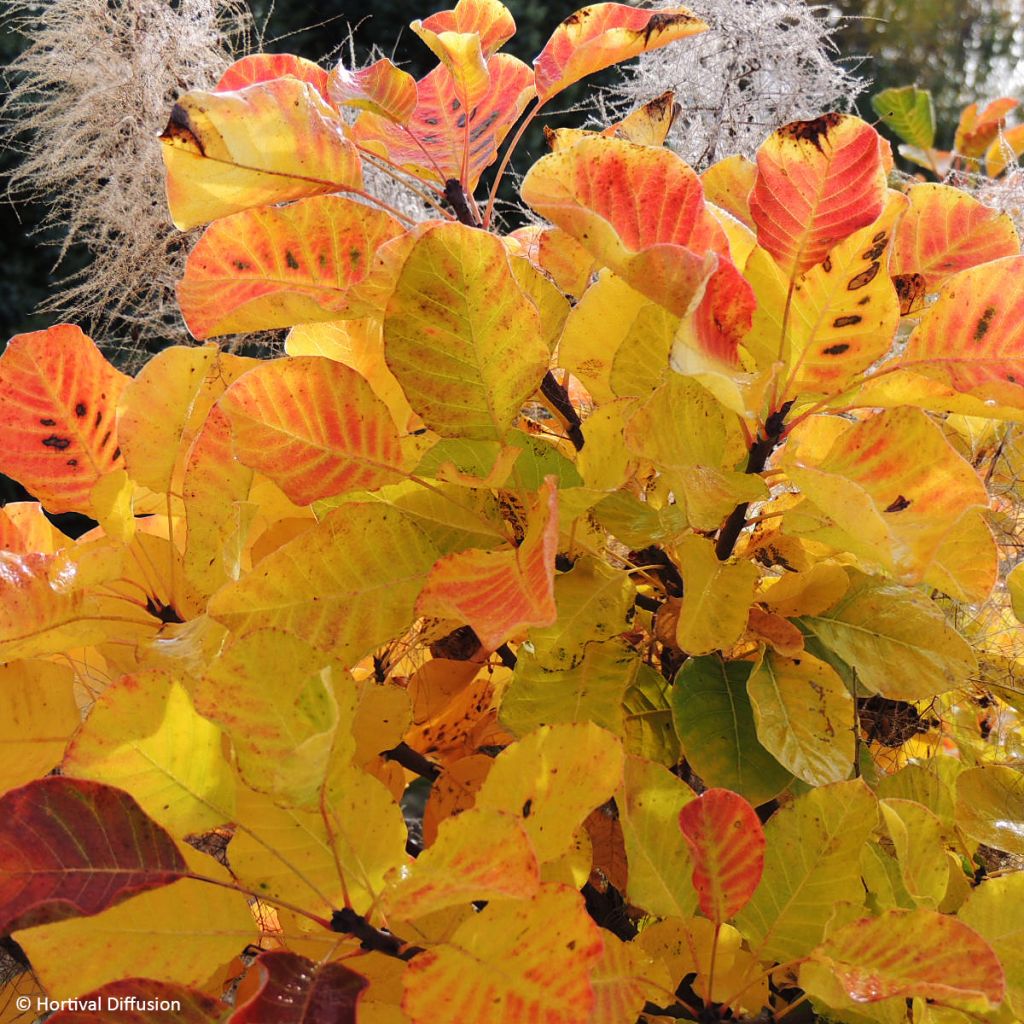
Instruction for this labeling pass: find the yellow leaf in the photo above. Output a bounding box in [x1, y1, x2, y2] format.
[0, 661, 79, 795]
[589, 929, 673, 1024]
[747, 650, 855, 786]
[955, 764, 1024, 856]
[958, 873, 1024, 1018]
[759, 563, 849, 618]
[674, 535, 759, 655]
[880, 798, 949, 909]
[475, 722, 624, 863]
[401, 885, 603, 1024]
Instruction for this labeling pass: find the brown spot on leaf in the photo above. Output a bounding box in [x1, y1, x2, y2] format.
[833, 315, 862, 328]
[233, 260, 251, 271]
[159, 104, 204, 155]
[113, 446, 122, 461]
[66, 459, 77, 467]
[861, 242, 886, 261]
[847, 262, 880, 290]
[893, 273, 926, 314]
[974, 306, 997, 343]
[872, 230, 887, 243]
[822, 256, 833, 273]
[823, 343, 850, 355]
[885, 495, 911, 513]
[285, 250, 300, 270]
[522, 798, 532, 818]
[94, 411, 102, 428]
[42, 435, 70, 450]
[75, 402, 87, 417]
[778, 113, 842, 152]
[39, 418, 56, 427]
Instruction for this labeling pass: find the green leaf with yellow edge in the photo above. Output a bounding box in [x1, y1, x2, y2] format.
[525, 556, 635, 669]
[735, 778, 878, 961]
[383, 808, 539, 921]
[62, 672, 235, 837]
[955, 764, 1024, 856]
[0, 326, 128, 518]
[616, 754, 696, 919]
[382, 222, 549, 441]
[475, 722, 624, 863]
[218, 356, 407, 506]
[871, 86, 936, 149]
[893, 256, 1024, 410]
[501, 638, 641, 738]
[879, 798, 949, 909]
[207, 503, 439, 665]
[743, 194, 904, 397]
[14, 847, 257, 1001]
[160, 78, 361, 230]
[671, 656, 792, 804]
[0, 660, 79, 794]
[958, 873, 1024, 1018]
[749, 115, 887, 278]
[783, 409, 989, 583]
[401, 885, 603, 1024]
[623, 663, 681, 766]
[800, 570, 977, 700]
[802, 909, 1004, 1011]
[179, 195, 403, 340]
[521, 136, 729, 318]
[889, 184, 1019, 307]
[746, 649, 855, 786]
[674, 535, 760, 655]
[192, 630, 341, 807]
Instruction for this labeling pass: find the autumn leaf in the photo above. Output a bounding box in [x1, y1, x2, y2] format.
[216, 53, 330, 99]
[46, 980, 228, 1024]
[328, 59, 417, 122]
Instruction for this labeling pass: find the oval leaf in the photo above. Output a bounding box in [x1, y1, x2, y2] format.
[0, 777, 186, 935]
[328, 58, 417, 122]
[678, 788, 765, 922]
[417, 0, 517, 57]
[216, 54, 330, 99]
[955, 764, 1024, 856]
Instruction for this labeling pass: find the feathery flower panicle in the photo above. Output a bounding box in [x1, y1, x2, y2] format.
[610, 0, 866, 170]
[2, 0, 251, 364]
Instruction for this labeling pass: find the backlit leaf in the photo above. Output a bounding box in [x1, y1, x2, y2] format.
[179, 195, 404, 339]
[383, 222, 549, 441]
[0, 326, 127, 516]
[871, 87, 936, 149]
[955, 97, 1018, 158]
[533, 4, 706, 103]
[747, 650, 855, 786]
[671, 657, 793, 804]
[986, 123, 1024, 177]
[735, 779, 878, 961]
[0, 777, 186, 935]
[801, 570, 977, 700]
[418, 0, 516, 56]
[328, 59, 417, 122]
[401, 885, 603, 1024]
[522, 135, 729, 317]
[955, 764, 1024, 856]
[208, 504, 439, 664]
[889, 185, 1019, 307]
[678, 787, 765, 921]
[46, 979, 227, 1024]
[410, 24, 489, 113]
[416, 478, 557, 649]
[160, 79, 361, 230]
[804, 910, 1004, 1009]
[749, 115, 886, 278]
[219, 357, 406, 506]
[475, 722, 624, 863]
[232, 951, 367, 1024]
[701, 155, 756, 228]
[216, 53, 329, 99]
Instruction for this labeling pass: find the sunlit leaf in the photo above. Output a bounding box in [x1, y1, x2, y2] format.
[749, 115, 886, 278]
[46, 979, 227, 1024]
[0, 326, 128, 516]
[417, 0, 517, 56]
[161, 79, 361, 230]
[954, 97, 1018, 158]
[958, 873, 1024, 1018]
[533, 4, 707, 103]
[986, 123, 1024, 177]
[328, 59, 417, 122]
[871, 87, 936, 149]
[701, 155, 756, 229]
[216, 53, 330, 99]
[0, 777, 186, 935]
[678, 787, 764, 922]
[879, 798, 948, 908]
[410, 24, 490, 112]
[179, 195, 404, 339]
[955, 764, 1024, 856]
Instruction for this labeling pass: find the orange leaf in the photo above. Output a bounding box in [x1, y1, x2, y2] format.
[889, 183, 1019, 307]
[0, 502, 65, 554]
[218, 356, 406, 505]
[410, 23, 490, 112]
[896, 255, 1024, 407]
[215, 53, 329, 100]
[521, 135, 729, 316]
[678, 788, 765, 922]
[352, 55, 534, 189]
[416, 478, 558, 649]
[0, 326, 127, 516]
[327, 59, 417, 123]
[160, 79, 361, 230]
[422, 754, 493, 843]
[806, 909, 1004, 1008]
[533, 4, 707, 103]
[178, 195, 404, 339]
[701, 156, 756, 229]
[955, 97, 1018, 158]
[509, 224, 598, 298]
[985, 123, 1024, 177]
[749, 115, 886, 278]
[417, 0, 517, 57]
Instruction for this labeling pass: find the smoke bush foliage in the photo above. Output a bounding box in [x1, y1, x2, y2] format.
[1, 0, 251, 358]
[613, 0, 866, 169]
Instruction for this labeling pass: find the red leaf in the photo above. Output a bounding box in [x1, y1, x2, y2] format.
[0, 777, 187, 935]
[47, 980, 227, 1023]
[215, 54, 329, 101]
[230, 951, 367, 1024]
[677, 787, 765, 922]
[0, 326, 128, 516]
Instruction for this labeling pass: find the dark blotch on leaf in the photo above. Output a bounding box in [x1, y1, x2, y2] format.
[285, 250, 300, 270]
[823, 343, 850, 355]
[974, 306, 997, 343]
[885, 495, 912, 513]
[39, 418, 56, 427]
[847, 262, 880, 290]
[833, 315, 862, 328]
[778, 113, 842, 152]
[42, 435, 70, 450]
[522, 798, 532, 818]
[75, 402, 87, 417]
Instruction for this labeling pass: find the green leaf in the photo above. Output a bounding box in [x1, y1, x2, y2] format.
[871, 86, 936, 149]
[671, 656, 793, 805]
[623, 663, 681, 767]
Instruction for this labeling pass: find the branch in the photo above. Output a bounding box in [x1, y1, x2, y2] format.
[381, 741, 441, 782]
[540, 371, 585, 451]
[330, 907, 424, 961]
